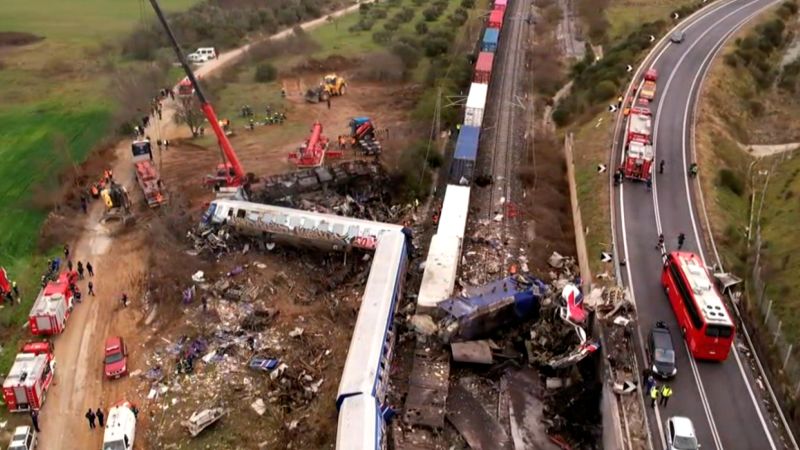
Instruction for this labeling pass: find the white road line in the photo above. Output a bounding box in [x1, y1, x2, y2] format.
[677, 1, 785, 447]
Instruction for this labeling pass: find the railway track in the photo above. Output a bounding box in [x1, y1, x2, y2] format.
[485, 0, 529, 266]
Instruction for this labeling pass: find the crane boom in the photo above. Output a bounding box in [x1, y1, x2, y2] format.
[147, 0, 246, 187]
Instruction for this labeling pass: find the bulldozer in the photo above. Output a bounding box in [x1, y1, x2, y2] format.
[100, 182, 134, 225]
[304, 74, 347, 103]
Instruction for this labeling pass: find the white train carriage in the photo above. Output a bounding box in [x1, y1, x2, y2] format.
[336, 396, 384, 450]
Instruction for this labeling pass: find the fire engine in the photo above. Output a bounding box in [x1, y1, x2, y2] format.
[28, 271, 77, 335]
[2, 342, 56, 412]
[622, 106, 655, 181]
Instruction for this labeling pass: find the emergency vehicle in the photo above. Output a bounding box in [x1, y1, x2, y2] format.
[622, 106, 655, 181]
[28, 272, 76, 335]
[103, 401, 138, 450]
[2, 342, 56, 412]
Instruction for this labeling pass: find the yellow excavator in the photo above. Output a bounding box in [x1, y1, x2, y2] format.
[305, 73, 347, 103]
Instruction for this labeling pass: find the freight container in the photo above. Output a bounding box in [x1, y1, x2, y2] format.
[482, 28, 499, 53]
[449, 126, 480, 185]
[488, 9, 504, 28]
[494, 0, 507, 11]
[474, 52, 494, 84]
[464, 83, 488, 128]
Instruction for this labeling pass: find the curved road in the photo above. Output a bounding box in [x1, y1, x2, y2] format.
[612, 0, 797, 449]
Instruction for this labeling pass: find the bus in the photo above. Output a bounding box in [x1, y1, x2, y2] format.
[661, 251, 735, 361]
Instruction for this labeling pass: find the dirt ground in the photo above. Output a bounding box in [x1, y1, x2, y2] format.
[29, 29, 422, 450]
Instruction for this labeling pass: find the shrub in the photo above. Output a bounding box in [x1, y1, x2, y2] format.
[415, 21, 429, 34]
[423, 7, 441, 21]
[396, 7, 415, 22]
[392, 41, 422, 69]
[370, 8, 388, 19]
[552, 106, 570, 127]
[591, 80, 617, 102]
[412, 0, 426, 5]
[254, 63, 277, 82]
[372, 30, 392, 45]
[384, 21, 400, 32]
[423, 36, 449, 57]
[718, 169, 744, 196]
[461, 0, 476, 7]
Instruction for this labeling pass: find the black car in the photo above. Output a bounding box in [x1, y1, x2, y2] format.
[649, 321, 677, 378]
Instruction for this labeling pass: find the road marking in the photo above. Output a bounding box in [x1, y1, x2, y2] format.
[676, 1, 786, 447]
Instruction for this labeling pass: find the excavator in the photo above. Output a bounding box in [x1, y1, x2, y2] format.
[148, 0, 248, 191]
[305, 73, 347, 103]
[100, 182, 133, 224]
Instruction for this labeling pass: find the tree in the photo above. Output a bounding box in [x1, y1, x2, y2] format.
[254, 63, 278, 82]
[174, 97, 206, 137]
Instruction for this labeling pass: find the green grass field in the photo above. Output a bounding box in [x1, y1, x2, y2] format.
[606, 0, 686, 40]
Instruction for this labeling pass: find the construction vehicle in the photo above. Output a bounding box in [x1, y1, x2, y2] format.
[28, 271, 77, 335]
[346, 117, 382, 156]
[100, 182, 133, 224]
[131, 139, 166, 208]
[640, 68, 658, 101]
[305, 74, 347, 103]
[2, 341, 55, 412]
[148, 0, 247, 189]
[288, 121, 342, 168]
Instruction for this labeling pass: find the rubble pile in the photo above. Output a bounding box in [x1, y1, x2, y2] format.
[251, 160, 381, 204]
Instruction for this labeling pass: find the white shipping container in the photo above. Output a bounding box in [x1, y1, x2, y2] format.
[436, 185, 471, 240]
[417, 234, 463, 310]
[464, 83, 488, 128]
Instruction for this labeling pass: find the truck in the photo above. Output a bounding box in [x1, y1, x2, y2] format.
[2, 342, 55, 412]
[28, 272, 76, 335]
[640, 68, 658, 101]
[482, 28, 499, 53]
[131, 139, 166, 207]
[102, 401, 138, 450]
[464, 83, 488, 128]
[494, 0, 508, 11]
[348, 117, 382, 156]
[474, 52, 494, 84]
[626, 106, 652, 144]
[449, 126, 480, 185]
[623, 138, 654, 181]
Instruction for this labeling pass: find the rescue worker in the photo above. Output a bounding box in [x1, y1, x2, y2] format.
[88, 281, 95, 296]
[67, 260, 73, 272]
[86, 261, 94, 277]
[77, 261, 84, 280]
[80, 196, 88, 214]
[646, 178, 652, 191]
[660, 385, 673, 407]
[659, 159, 665, 174]
[656, 233, 665, 251]
[30, 410, 40, 433]
[677, 232, 686, 250]
[12, 281, 19, 300]
[617, 96, 623, 108]
[645, 375, 656, 397]
[689, 162, 698, 177]
[650, 385, 660, 408]
[85, 409, 96, 429]
[613, 170, 622, 186]
[617, 167, 625, 184]
[64, 244, 70, 260]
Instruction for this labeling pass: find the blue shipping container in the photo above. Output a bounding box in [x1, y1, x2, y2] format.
[482, 28, 499, 53]
[449, 126, 480, 185]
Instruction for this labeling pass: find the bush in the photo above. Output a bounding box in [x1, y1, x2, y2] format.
[392, 41, 422, 69]
[372, 30, 392, 45]
[552, 106, 571, 127]
[370, 8, 388, 20]
[748, 100, 765, 116]
[396, 7, 415, 22]
[449, 8, 469, 26]
[423, 7, 442, 21]
[461, 0, 476, 7]
[384, 21, 400, 32]
[718, 169, 744, 196]
[412, 0, 426, 5]
[415, 21, 429, 34]
[423, 36, 449, 57]
[591, 80, 617, 102]
[254, 63, 277, 82]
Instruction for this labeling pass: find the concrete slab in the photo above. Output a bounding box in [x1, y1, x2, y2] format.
[447, 383, 512, 450]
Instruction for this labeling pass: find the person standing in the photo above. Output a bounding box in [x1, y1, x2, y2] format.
[660, 385, 673, 407]
[88, 281, 95, 296]
[30, 410, 40, 433]
[121, 293, 129, 308]
[326, 97, 331, 109]
[656, 233, 665, 251]
[96, 408, 105, 428]
[12, 281, 19, 300]
[677, 232, 686, 250]
[650, 385, 660, 408]
[86, 261, 94, 277]
[67, 260, 73, 272]
[80, 196, 88, 214]
[659, 159, 665, 174]
[77, 261, 85, 280]
[644, 375, 656, 397]
[646, 178, 652, 191]
[64, 244, 70, 261]
[85, 409, 96, 429]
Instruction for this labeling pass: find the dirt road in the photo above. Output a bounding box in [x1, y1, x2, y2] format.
[36, 4, 368, 448]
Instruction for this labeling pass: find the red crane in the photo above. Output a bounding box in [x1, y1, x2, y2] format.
[148, 0, 246, 188]
[288, 121, 341, 168]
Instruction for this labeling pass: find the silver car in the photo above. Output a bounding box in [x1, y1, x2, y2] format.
[666, 416, 700, 450]
[670, 30, 686, 44]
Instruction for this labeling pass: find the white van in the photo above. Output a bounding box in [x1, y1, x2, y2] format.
[7, 426, 37, 450]
[102, 401, 137, 450]
[187, 47, 217, 63]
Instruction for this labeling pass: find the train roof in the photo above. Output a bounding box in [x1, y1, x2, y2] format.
[336, 396, 381, 450]
[437, 185, 471, 239]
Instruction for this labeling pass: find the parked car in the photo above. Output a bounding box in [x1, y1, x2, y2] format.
[103, 401, 137, 450]
[7, 425, 37, 450]
[648, 321, 677, 378]
[670, 30, 686, 44]
[104, 336, 128, 379]
[665, 416, 699, 450]
[187, 47, 216, 63]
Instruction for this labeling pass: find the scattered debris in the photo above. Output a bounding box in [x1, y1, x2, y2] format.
[183, 408, 227, 436]
[251, 399, 267, 416]
[450, 340, 494, 364]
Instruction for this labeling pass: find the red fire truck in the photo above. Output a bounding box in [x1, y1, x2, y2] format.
[28, 272, 77, 335]
[640, 68, 658, 101]
[2, 342, 56, 412]
[622, 106, 654, 181]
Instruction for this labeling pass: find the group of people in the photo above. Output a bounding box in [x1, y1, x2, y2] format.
[613, 160, 700, 187]
[645, 374, 674, 408]
[655, 232, 687, 252]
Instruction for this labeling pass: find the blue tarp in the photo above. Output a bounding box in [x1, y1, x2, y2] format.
[454, 126, 480, 161]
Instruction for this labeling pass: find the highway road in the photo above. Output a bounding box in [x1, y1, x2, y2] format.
[611, 0, 798, 449]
